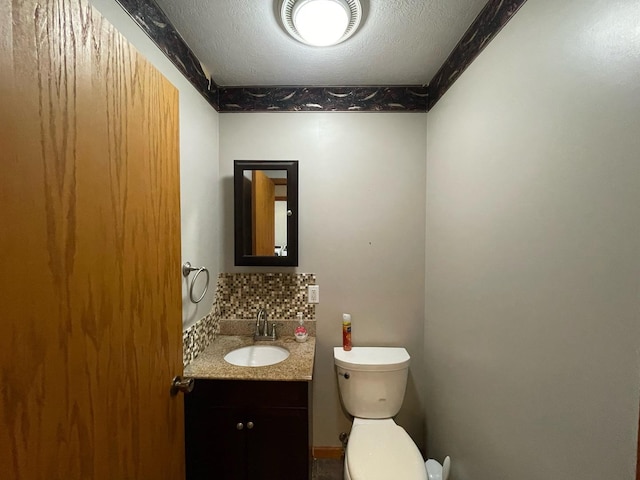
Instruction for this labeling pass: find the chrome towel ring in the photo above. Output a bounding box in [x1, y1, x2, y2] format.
[182, 262, 210, 303]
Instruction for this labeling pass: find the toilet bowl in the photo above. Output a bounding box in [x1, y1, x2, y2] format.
[334, 347, 428, 480]
[344, 418, 427, 480]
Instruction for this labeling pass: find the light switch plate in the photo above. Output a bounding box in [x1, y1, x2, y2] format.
[308, 285, 320, 304]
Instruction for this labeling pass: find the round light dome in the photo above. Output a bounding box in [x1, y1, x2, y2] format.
[281, 0, 362, 47]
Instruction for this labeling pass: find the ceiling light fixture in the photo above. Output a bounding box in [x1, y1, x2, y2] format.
[281, 0, 362, 47]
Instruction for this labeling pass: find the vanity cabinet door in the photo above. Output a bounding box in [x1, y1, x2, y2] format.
[185, 380, 310, 480]
[246, 407, 309, 480]
[185, 405, 248, 480]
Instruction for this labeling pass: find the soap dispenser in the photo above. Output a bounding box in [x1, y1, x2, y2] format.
[294, 312, 308, 342]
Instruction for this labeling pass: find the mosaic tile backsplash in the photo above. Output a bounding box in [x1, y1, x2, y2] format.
[183, 273, 316, 366]
[182, 293, 221, 367]
[217, 273, 316, 320]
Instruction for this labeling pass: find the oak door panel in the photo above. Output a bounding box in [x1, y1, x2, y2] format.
[0, 1, 183, 478]
[252, 170, 275, 256]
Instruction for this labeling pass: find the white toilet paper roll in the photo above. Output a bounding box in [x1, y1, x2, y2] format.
[425, 456, 450, 480]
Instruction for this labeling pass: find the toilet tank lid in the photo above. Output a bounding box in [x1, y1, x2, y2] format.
[334, 347, 410, 371]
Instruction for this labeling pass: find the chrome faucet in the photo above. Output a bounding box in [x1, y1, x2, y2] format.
[256, 308, 267, 336]
[254, 309, 276, 340]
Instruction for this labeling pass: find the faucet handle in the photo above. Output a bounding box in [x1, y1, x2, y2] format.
[270, 323, 277, 339]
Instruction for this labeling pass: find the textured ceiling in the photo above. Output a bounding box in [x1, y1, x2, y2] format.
[153, 0, 488, 87]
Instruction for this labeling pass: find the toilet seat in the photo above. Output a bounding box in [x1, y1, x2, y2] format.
[346, 421, 427, 480]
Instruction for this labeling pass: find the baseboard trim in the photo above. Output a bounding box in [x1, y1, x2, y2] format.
[312, 447, 343, 459]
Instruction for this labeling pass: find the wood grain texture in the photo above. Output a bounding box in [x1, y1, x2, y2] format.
[0, 1, 183, 478]
[251, 170, 275, 256]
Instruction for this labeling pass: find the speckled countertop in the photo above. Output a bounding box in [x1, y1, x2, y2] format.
[184, 335, 315, 381]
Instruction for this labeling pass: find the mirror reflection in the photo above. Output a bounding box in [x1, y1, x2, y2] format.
[240, 170, 288, 257]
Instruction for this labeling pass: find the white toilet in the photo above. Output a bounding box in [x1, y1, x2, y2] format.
[334, 346, 449, 480]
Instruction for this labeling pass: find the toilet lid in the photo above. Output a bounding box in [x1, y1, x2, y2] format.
[347, 423, 427, 480]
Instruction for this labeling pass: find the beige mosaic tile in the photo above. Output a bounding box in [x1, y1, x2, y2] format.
[183, 273, 316, 367]
[217, 273, 316, 319]
[182, 281, 221, 366]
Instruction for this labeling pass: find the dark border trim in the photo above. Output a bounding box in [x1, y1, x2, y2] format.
[114, 0, 219, 110]
[427, 0, 528, 110]
[115, 0, 527, 112]
[220, 86, 428, 112]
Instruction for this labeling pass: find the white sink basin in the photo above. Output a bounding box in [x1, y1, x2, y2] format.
[224, 345, 290, 367]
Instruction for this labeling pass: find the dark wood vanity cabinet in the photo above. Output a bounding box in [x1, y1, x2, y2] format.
[185, 379, 311, 480]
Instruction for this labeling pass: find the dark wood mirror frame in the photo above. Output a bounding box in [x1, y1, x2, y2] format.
[234, 160, 299, 267]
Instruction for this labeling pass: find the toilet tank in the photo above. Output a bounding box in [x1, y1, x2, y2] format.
[334, 347, 410, 419]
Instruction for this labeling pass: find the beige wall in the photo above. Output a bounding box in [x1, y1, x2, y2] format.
[90, 0, 222, 330]
[425, 0, 640, 478]
[220, 112, 427, 448]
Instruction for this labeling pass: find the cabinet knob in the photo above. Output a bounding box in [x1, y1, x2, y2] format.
[236, 422, 244, 430]
[246, 421, 254, 430]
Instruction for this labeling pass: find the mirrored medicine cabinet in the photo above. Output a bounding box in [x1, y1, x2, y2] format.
[234, 160, 299, 266]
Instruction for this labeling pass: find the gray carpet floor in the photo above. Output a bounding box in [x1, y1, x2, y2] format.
[311, 458, 343, 480]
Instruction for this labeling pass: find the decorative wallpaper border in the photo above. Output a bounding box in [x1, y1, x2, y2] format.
[427, 0, 528, 109]
[219, 86, 428, 112]
[115, 0, 527, 112]
[114, 0, 219, 110]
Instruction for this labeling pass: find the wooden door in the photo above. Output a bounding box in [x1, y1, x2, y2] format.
[252, 170, 275, 256]
[0, 1, 183, 479]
